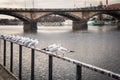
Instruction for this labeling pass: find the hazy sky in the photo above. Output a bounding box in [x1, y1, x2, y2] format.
[0, 0, 119, 8]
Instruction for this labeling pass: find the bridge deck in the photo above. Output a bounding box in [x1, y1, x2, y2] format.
[0, 8, 120, 12]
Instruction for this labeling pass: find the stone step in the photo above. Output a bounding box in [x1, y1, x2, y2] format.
[0, 64, 17, 80]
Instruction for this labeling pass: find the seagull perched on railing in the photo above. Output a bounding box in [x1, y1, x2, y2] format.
[0, 34, 39, 48]
[27, 39, 39, 48]
[42, 44, 74, 56]
[42, 44, 59, 53]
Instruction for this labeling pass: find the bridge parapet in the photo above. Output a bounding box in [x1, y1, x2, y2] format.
[0, 7, 120, 12]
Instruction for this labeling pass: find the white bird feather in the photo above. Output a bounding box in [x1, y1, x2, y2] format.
[42, 44, 74, 56]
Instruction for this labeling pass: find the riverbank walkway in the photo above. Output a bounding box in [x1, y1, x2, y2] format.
[0, 64, 17, 80]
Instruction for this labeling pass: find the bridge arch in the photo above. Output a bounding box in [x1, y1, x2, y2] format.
[0, 12, 36, 32]
[0, 12, 29, 22]
[36, 12, 87, 30]
[35, 12, 83, 22]
[87, 11, 120, 21]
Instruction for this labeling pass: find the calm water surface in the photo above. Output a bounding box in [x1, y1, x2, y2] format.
[0, 25, 120, 80]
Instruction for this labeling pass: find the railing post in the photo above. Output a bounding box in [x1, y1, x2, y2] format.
[19, 45, 22, 80]
[76, 65, 82, 80]
[10, 42, 13, 73]
[31, 49, 35, 80]
[3, 40, 6, 66]
[48, 55, 53, 80]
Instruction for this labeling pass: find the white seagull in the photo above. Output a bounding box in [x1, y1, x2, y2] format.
[42, 44, 74, 56]
[0, 34, 39, 48]
[42, 44, 59, 54]
[27, 39, 39, 48]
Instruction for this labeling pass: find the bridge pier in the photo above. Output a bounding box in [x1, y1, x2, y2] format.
[117, 20, 120, 30]
[23, 21, 37, 32]
[72, 21, 88, 30]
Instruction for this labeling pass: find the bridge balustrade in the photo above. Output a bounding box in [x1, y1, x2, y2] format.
[0, 7, 120, 12]
[0, 37, 120, 80]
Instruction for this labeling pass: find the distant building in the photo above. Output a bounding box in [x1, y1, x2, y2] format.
[107, 3, 120, 8]
[0, 19, 23, 25]
[97, 3, 120, 20]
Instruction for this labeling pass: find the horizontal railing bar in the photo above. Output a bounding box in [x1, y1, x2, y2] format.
[22, 46, 120, 80]
[32, 48, 120, 80]
[1, 39, 120, 80]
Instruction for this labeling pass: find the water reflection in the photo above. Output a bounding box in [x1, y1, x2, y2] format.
[0, 25, 120, 80]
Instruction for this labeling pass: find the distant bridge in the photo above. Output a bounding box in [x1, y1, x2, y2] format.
[0, 7, 120, 32]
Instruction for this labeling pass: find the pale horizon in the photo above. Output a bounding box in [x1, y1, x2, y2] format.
[0, 0, 119, 8]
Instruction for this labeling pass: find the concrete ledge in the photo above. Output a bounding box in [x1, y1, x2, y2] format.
[0, 64, 17, 80]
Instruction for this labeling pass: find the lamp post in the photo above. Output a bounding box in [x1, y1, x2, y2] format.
[74, 0, 76, 8]
[84, 0, 86, 7]
[106, 0, 108, 7]
[24, 0, 26, 9]
[32, 0, 34, 8]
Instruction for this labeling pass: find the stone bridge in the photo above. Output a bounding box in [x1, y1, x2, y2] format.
[0, 7, 120, 32]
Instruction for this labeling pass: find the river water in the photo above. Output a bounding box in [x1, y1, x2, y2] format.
[0, 25, 120, 80]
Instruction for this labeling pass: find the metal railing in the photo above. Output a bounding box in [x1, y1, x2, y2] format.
[1, 39, 120, 80]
